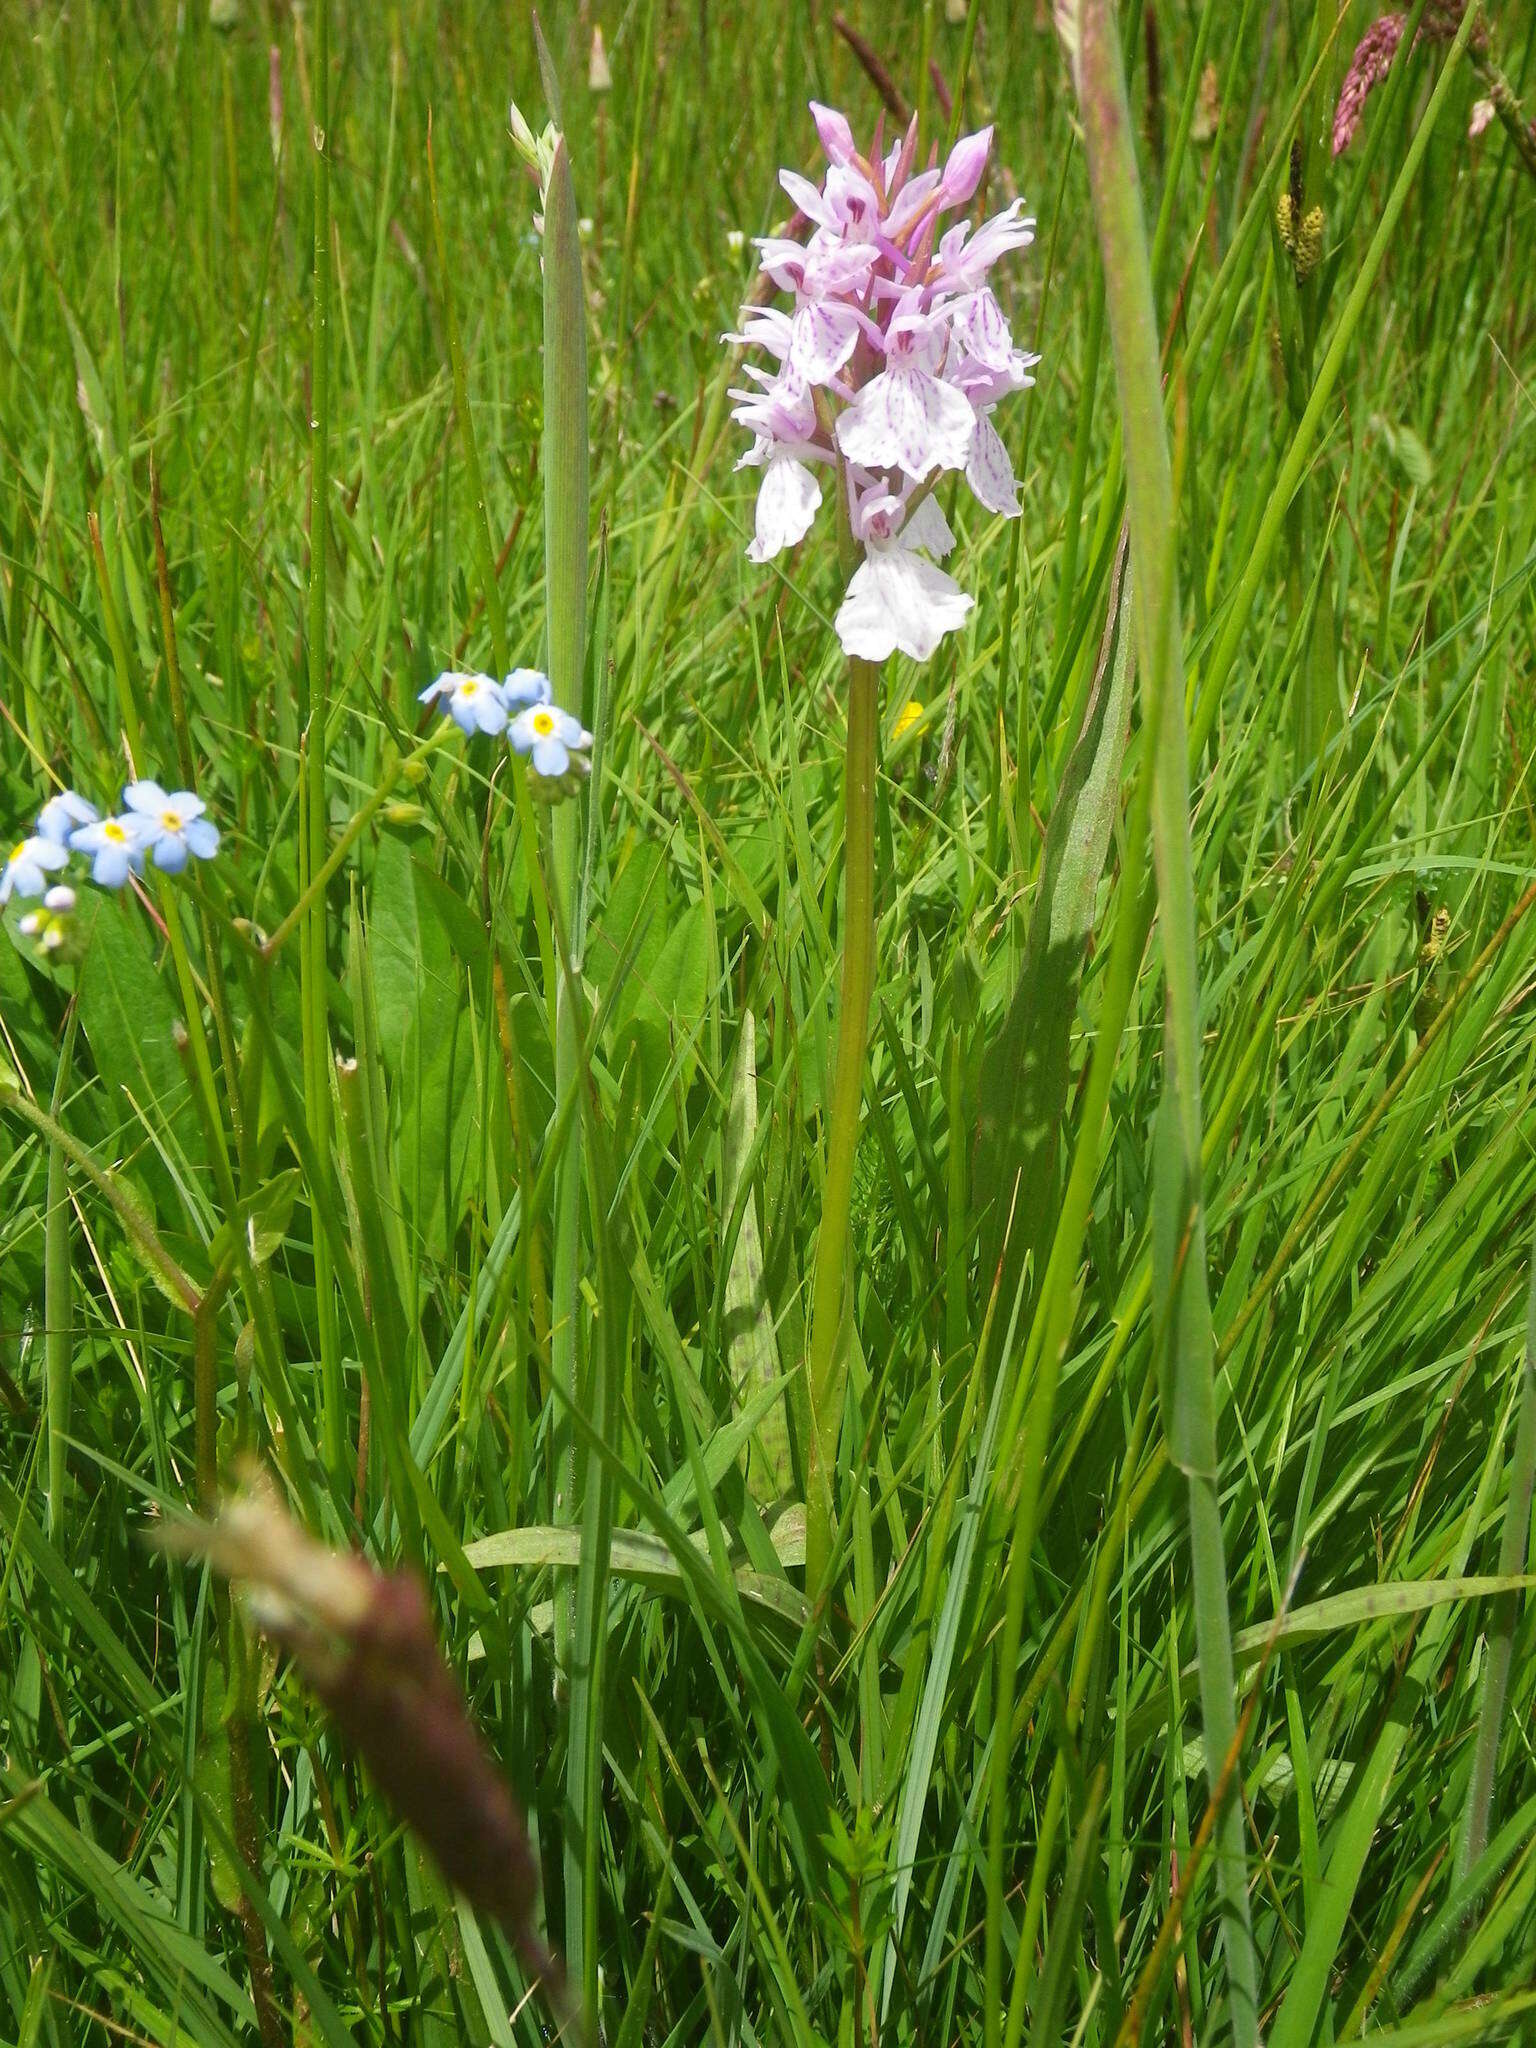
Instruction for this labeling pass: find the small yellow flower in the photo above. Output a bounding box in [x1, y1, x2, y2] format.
[893, 699, 924, 742]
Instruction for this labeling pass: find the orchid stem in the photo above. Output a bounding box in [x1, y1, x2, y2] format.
[803, 653, 879, 1607]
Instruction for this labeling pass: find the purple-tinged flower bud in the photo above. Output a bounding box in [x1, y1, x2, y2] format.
[810, 101, 856, 166]
[941, 126, 993, 206]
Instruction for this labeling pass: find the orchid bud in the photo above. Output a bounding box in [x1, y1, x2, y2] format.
[809, 101, 856, 167]
[588, 26, 612, 93]
[941, 126, 993, 205]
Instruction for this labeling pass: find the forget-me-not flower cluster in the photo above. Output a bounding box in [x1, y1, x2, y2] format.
[2, 774, 221, 954]
[419, 666, 592, 801]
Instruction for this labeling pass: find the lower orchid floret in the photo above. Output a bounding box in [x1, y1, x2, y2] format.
[835, 492, 974, 663]
[836, 548, 975, 663]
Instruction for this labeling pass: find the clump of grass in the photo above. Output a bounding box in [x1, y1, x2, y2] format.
[1, 3, 1535, 2045]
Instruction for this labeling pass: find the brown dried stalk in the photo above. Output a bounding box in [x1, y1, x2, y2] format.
[169, 1475, 580, 2039]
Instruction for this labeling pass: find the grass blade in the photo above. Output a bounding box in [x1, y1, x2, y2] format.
[1077, 6, 1257, 2039]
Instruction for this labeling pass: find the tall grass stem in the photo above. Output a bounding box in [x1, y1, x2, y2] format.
[1077, 5, 1257, 2038]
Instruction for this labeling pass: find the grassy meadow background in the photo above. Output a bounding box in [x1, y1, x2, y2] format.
[2, 0, 1536, 2041]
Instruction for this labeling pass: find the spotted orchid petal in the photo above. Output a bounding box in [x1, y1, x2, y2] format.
[779, 167, 830, 225]
[966, 413, 1021, 516]
[747, 456, 822, 563]
[901, 496, 958, 560]
[881, 169, 944, 242]
[836, 366, 975, 480]
[950, 289, 1016, 373]
[787, 301, 863, 384]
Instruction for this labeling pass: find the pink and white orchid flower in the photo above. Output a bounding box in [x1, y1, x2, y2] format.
[835, 485, 975, 663]
[730, 104, 1035, 663]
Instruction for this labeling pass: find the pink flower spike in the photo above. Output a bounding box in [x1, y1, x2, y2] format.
[727, 104, 1035, 654]
[941, 126, 993, 206]
[810, 101, 856, 166]
[1332, 13, 1406, 155]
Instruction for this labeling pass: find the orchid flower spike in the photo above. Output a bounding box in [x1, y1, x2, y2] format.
[729, 104, 1036, 663]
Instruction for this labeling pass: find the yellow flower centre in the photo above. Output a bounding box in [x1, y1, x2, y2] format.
[160, 810, 183, 832]
[10, 841, 26, 863]
[461, 679, 478, 696]
[103, 821, 127, 843]
[532, 710, 555, 736]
